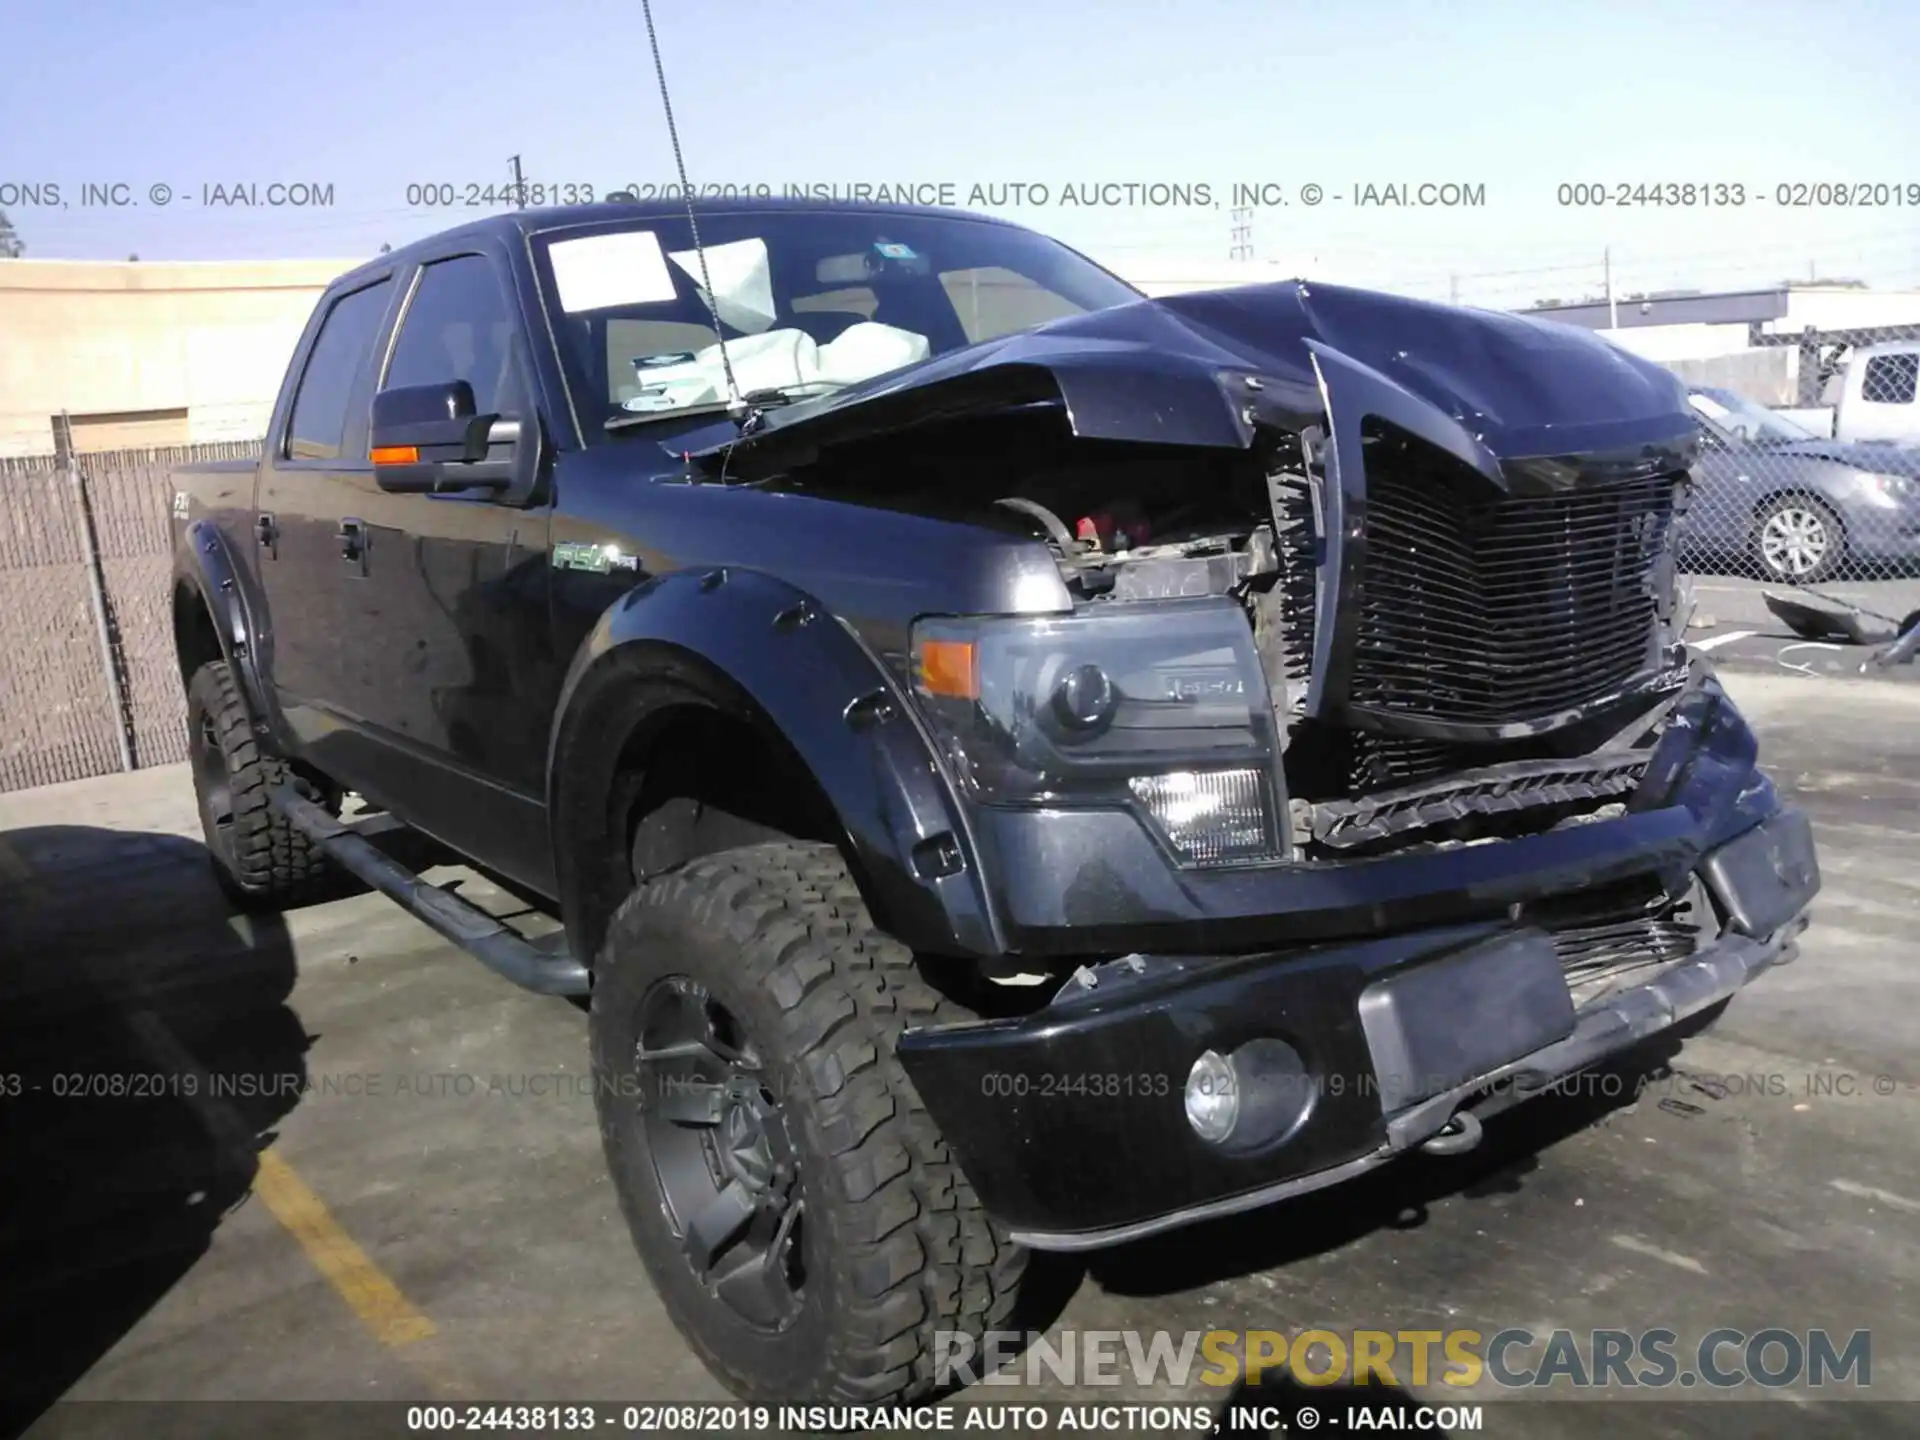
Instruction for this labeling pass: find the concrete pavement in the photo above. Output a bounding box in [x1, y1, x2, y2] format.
[2, 669, 1916, 1439]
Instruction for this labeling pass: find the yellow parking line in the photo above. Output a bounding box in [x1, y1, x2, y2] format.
[253, 1149, 438, 1347]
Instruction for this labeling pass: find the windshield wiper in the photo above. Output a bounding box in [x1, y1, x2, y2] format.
[741, 382, 843, 407]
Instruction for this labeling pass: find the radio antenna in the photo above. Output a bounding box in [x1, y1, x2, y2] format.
[639, 0, 742, 412]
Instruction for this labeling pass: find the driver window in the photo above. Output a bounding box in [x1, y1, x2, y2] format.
[386, 254, 523, 416]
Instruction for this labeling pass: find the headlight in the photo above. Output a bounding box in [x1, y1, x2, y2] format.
[910, 599, 1285, 865]
[1859, 472, 1915, 504]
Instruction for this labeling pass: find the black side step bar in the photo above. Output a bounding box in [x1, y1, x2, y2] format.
[271, 786, 590, 997]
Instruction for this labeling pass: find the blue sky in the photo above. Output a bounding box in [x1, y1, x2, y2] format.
[4, 0, 1918, 303]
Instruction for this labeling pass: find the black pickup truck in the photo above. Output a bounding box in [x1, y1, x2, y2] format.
[168, 199, 1820, 1404]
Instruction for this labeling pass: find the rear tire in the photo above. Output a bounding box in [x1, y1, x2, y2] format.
[1752, 493, 1846, 584]
[185, 660, 331, 910]
[589, 841, 1024, 1404]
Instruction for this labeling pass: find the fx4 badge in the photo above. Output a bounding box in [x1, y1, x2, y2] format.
[552, 541, 640, 574]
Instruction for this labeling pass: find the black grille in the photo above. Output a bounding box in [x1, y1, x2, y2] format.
[1350, 446, 1678, 725]
[1309, 750, 1649, 852]
[1270, 469, 1319, 685]
[1348, 731, 1463, 791]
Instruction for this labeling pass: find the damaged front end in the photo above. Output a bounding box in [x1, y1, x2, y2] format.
[692, 279, 1819, 1249]
[703, 280, 1717, 891]
[978, 403, 1706, 882]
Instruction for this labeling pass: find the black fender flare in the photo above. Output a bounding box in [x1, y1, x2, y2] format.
[546, 566, 1005, 966]
[172, 519, 277, 734]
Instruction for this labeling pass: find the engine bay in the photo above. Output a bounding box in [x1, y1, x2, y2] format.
[783, 404, 1691, 861]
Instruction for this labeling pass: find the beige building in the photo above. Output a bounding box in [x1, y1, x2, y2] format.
[0, 257, 358, 458]
[0, 251, 1313, 461]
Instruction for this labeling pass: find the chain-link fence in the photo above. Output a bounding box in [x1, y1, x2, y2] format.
[0, 440, 262, 794]
[1664, 325, 1920, 594]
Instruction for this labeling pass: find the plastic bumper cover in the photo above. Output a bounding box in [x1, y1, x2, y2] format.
[895, 806, 1819, 1251]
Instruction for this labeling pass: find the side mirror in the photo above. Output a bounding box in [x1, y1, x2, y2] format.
[371, 381, 515, 492]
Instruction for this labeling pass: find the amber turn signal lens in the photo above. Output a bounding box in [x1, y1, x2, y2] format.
[371, 444, 419, 465]
[917, 639, 979, 699]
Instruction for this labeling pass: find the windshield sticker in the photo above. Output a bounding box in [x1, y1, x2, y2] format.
[550, 231, 677, 313]
[874, 241, 918, 260]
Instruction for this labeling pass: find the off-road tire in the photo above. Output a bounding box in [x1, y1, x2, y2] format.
[185, 660, 331, 910]
[590, 841, 1025, 1405]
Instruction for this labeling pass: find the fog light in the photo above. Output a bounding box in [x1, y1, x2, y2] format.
[1184, 1049, 1240, 1143]
[1185, 1040, 1315, 1152]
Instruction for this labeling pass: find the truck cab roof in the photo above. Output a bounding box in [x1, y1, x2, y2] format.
[332, 198, 1031, 293]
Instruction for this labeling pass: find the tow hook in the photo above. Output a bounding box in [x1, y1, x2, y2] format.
[1420, 1110, 1484, 1157]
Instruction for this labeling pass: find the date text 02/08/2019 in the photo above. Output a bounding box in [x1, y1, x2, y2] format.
[1557, 181, 1920, 207]
[404, 1402, 1221, 1432]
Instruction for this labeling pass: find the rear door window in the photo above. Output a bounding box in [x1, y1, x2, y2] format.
[1861, 352, 1919, 405]
[385, 254, 524, 416]
[286, 279, 393, 461]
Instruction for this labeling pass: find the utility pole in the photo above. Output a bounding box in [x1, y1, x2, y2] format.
[510, 154, 528, 209]
[1605, 247, 1618, 329]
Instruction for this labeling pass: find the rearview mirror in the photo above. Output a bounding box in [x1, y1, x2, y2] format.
[371, 381, 514, 492]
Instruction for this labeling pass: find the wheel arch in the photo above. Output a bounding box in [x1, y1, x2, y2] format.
[173, 577, 224, 686]
[547, 568, 1004, 970]
[172, 520, 274, 731]
[1750, 484, 1846, 523]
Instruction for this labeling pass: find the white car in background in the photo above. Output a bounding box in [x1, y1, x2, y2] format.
[1777, 340, 1920, 442]
[1687, 387, 1920, 582]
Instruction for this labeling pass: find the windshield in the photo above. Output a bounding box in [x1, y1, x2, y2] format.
[1688, 386, 1814, 443]
[529, 210, 1142, 432]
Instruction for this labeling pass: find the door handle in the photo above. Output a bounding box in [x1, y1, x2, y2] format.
[337, 517, 368, 575]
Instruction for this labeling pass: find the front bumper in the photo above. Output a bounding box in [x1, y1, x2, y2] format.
[1853, 492, 1920, 557]
[896, 805, 1819, 1251]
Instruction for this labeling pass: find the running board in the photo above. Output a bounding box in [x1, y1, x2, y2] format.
[270, 785, 590, 997]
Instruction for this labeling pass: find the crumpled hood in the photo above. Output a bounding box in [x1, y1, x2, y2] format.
[696, 279, 1698, 470]
[1163, 282, 1696, 457]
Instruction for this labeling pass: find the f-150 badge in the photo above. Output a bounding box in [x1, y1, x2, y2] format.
[552, 541, 640, 574]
